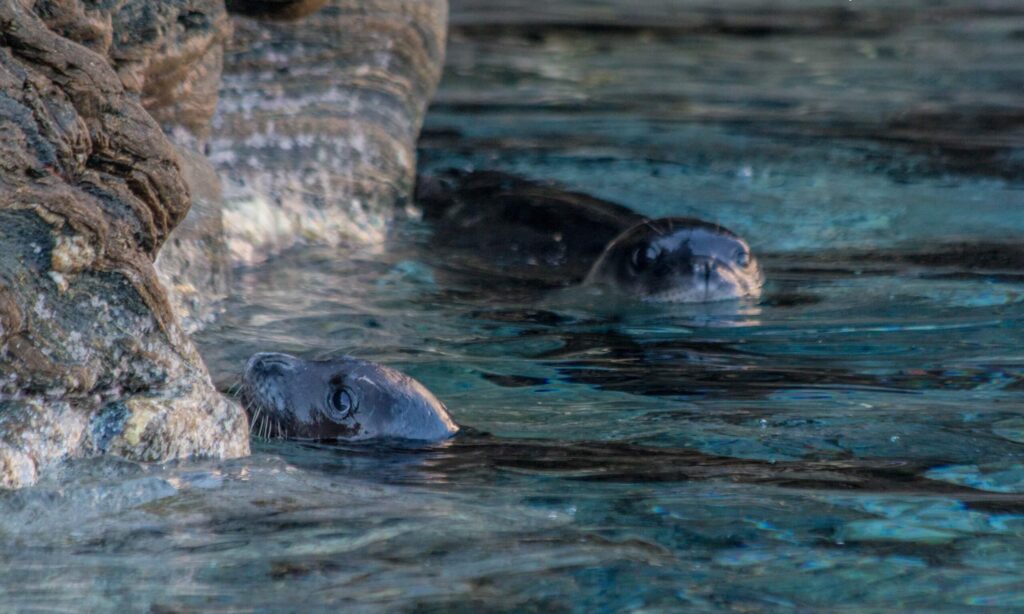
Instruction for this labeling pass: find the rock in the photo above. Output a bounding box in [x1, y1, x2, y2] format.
[159, 0, 449, 323]
[99, 0, 236, 332]
[155, 145, 232, 333]
[0, 0, 448, 487]
[0, 0, 249, 488]
[210, 0, 448, 265]
[226, 0, 330, 21]
[102, 0, 233, 140]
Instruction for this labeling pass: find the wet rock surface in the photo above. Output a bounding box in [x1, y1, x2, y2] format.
[0, 0, 449, 487]
[210, 0, 448, 264]
[155, 145, 232, 332]
[0, 0, 250, 488]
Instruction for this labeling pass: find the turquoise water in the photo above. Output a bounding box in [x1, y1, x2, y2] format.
[2, 1, 1024, 610]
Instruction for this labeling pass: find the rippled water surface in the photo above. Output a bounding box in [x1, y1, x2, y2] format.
[4, 1, 1024, 610]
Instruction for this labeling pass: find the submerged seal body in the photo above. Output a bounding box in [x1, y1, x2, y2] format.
[416, 169, 763, 302]
[416, 169, 642, 286]
[242, 352, 458, 441]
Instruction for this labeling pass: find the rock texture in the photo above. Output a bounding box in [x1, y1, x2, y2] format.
[0, 0, 248, 488]
[225, 0, 329, 21]
[155, 145, 232, 332]
[210, 0, 448, 264]
[0, 0, 448, 487]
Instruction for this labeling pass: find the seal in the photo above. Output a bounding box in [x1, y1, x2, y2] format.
[242, 352, 459, 442]
[416, 170, 763, 302]
[584, 217, 764, 303]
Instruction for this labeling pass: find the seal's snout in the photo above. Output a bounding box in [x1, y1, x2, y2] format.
[691, 257, 737, 284]
[242, 353, 303, 436]
[243, 353, 301, 418]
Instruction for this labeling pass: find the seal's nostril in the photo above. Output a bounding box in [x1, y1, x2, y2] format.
[246, 352, 298, 377]
[692, 260, 714, 278]
[258, 360, 287, 374]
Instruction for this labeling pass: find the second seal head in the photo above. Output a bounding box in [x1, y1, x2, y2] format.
[584, 217, 764, 303]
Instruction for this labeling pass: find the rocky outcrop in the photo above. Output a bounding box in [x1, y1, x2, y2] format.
[210, 0, 448, 264]
[159, 0, 449, 326]
[0, 0, 449, 487]
[0, 0, 248, 488]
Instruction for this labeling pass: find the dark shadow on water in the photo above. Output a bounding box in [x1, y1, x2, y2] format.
[269, 434, 1024, 514]
[532, 328, 1022, 399]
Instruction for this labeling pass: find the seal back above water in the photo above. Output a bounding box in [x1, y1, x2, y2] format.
[416, 169, 644, 284]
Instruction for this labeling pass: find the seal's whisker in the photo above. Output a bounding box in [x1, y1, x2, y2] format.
[249, 406, 262, 436]
[226, 380, 244, 400]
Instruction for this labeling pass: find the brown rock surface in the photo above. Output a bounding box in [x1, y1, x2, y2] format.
[0, 0, 248, 488]
[0, 0, 448, 487]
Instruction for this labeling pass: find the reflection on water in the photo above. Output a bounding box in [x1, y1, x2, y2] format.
[2, 0, 1024, 610]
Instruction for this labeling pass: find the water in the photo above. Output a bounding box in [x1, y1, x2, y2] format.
[3, 1, 1024, 610]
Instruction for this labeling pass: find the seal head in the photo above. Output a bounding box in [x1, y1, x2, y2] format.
[584, 218, 763, 303]
[242, 353, 458, 442]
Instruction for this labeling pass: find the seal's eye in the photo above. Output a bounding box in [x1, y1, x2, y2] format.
[328, 387, 355, 419]
[630, 244, 662, 271]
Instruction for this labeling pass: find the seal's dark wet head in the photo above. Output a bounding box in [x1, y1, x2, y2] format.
[584, 218, 764, 302]
[242, 352, 458, 442]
